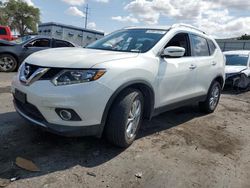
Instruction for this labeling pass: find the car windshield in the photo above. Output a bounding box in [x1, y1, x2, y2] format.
[86, 29, 167, 53]
[225, 54, 249, 66]
[12, 35, 36, 44]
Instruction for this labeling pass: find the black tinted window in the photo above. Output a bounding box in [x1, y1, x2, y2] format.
[191, 35, 209, 56]
[0, 28, 7, 35]
[29, 39, 50, 47]
[208, 39, 216, 55]
[54, 40, 74, 47]
[165, 33, 191, 56]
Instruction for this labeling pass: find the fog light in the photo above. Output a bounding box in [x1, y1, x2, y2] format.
[59, 110, 72, 121]
[55, 108, 82, 121]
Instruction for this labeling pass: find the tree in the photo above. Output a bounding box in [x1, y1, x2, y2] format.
[238, 34, 250, 40]
[1, 0, 40, 36]
[0, 1, 8, 25]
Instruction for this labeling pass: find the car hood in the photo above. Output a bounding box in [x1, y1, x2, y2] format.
[225, 66, 247, 74]
[25, 48, 139, 68]
[0, 40, 16, 46]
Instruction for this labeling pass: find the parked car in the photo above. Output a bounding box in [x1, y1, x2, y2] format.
[0, 26, 17, 41]
[0, 36, 76, 72]
[224, 51, 250, 90]
[12, 24, 225, 147]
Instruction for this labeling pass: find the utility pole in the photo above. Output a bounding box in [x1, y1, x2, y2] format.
[84, 4, 89, 29]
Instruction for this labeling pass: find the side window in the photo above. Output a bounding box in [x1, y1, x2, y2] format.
[207, 39, 217, 55]
[28, 39, 50, 47]
[54, 40, 74, 47]
[165, 33, 191, 57]
[190, 34, 210, 56]
[0, 28, 7, 35]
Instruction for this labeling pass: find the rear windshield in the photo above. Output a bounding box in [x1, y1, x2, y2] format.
[86, 29, 167, 53]
[0, 28, 7, 35]
[225, 54, 249, 66]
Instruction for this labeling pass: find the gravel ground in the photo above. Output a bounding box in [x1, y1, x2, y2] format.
[0, 73, 250, 188]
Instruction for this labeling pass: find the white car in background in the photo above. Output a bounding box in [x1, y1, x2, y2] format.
[224, 51, 250, 89]
[12, 24, 225, 147]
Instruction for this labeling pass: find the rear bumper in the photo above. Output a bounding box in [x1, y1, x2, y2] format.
[14, 100, 102, 137]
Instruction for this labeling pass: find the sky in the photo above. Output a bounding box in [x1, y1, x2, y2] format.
[5, 0, 250, 38]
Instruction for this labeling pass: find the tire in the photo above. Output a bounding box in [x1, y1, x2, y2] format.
[199, 81, 221, 113]
[0, 54, 18, 72]
[105, 88, 144, 148]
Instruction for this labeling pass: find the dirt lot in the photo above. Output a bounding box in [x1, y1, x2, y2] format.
[0, 73, 250, 188]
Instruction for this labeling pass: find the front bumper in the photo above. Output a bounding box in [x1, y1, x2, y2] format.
[225, 73, 250, 89]
[14, 100, 101, 136]
[12, 75, 114, 136]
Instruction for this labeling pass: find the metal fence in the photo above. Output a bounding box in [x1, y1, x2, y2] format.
[216, 39, 250, 51]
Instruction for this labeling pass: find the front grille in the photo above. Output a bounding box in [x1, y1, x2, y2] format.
[24, 63, 63, 80]
[14, 98, 46, 122]
[24, 63, 40, 79]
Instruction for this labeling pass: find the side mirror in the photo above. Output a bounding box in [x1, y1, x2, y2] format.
[162, 46, 185, 58]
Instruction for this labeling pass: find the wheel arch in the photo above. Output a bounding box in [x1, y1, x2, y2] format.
[0, 52, 19, 63]
[0, 52, 20, 71]
[213, 75, 225, 88]
[98, 80, 155, 137]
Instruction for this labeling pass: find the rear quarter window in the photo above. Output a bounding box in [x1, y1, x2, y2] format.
[208, 39, 217, 55]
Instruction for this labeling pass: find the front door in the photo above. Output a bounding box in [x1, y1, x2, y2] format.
[21, 38, 51, 61]
[156, 33, 198, 108]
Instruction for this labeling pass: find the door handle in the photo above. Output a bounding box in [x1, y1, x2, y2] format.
[189, 64, 197, 70]
[212, 61, 217, 66]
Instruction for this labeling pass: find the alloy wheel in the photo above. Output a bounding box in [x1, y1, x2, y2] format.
[126, 99, 142, 139]
[0, 56, 15, 72]
[209, 85, 220, 110]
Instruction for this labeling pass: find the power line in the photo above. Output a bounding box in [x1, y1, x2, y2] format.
[84, 4, 89, 29]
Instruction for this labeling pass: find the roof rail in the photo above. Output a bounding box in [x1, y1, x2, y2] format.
[171, 23, 205, 34]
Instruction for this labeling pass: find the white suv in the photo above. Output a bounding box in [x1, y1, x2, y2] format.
[12, 24, 225, 147]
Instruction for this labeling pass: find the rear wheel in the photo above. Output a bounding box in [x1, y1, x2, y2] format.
[105, 88, 144, 148]
[0, 54, 18, 72]
[199, 81, 221, 113]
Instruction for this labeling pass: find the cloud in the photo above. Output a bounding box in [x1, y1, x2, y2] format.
[87, 22, 96, 29]
[115, 0, 250, 38]
[1, 0, 35, 6]
[95, 0, 109, 3]
[23, 0, 34, 6]
[197, 10, 250, 38]
[65, 6, 85, 17]
[206, 0, 250, 10]
[62, 0, 85, 6]
[112, 15, 139, 23]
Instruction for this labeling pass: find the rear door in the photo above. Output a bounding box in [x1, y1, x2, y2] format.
[190, 34, 217, 95]
[156, 32, 199, 107]
[52, 39, 75, 48]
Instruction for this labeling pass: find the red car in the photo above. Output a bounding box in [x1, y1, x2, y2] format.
[0, 26, 17, 41]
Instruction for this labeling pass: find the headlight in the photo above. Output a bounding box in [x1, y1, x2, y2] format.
[51, 69, 106, 86]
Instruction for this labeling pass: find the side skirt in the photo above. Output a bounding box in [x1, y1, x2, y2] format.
[152, 95, 207, 117]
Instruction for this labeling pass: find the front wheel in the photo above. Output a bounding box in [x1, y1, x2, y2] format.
[105, 89, 144, 148]
[199, 81, 221, 113]
[0, 54, 18, 72]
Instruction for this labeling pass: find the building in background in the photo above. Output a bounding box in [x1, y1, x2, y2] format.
[38, 22, 104, 47]
[216, 39, 250, 51]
